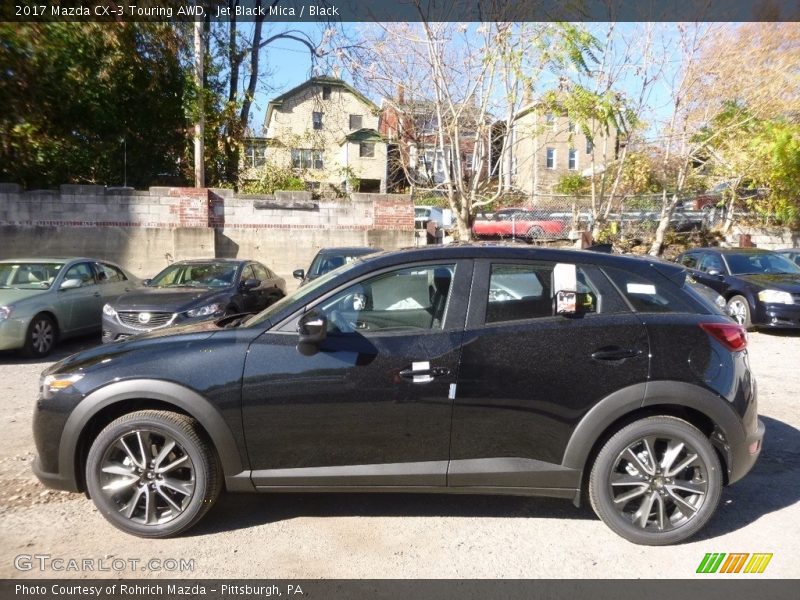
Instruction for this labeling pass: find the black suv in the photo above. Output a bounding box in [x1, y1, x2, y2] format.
[33, 246, 763, 545]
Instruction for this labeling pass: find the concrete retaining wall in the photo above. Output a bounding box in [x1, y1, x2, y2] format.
[0, 184, 414, 287]
[724, 226, 799, 250]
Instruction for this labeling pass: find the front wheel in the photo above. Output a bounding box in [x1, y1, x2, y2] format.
[727, 295, 753, 330]
[22, 313, 58, 358]
[589, 416, 722, 545]
[85, 410, 221, 537]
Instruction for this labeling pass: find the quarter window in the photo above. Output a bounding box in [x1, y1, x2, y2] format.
[317, 264, 457, 333]
[603, 267, 695, 314]
[95, 263, 126, 283]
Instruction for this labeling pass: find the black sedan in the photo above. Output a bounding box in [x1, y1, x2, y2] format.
[676, 248, 800, 329]
[293, 246, 381, 286]
[101, 259, 285, 342]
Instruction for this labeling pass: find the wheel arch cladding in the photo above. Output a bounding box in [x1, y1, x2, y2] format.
[62, 379, 247, 492]
[561, 381, 741, 485]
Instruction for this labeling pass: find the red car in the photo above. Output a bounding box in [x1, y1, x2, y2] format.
[473, 210, 567, 241]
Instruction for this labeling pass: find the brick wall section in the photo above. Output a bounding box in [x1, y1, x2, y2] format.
[0, 184, 415, 284]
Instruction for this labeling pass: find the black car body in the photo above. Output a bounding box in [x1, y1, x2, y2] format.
[293, 247, 380, 286]
[101, 259, 285, 342]
[34, 245, 763, 545]
[676, 248, 800, 329]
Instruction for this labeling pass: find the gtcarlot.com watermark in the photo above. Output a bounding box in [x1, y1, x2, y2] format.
[14, 554, 195, 573]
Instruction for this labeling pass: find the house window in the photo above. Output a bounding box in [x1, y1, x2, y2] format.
[545, 113, 555, 130]
[322, 85, 331, 100]
[244, 141, 267, 169]
[291, 149, 324, 170]
[546, 147, 556, 169]
[359, 142, 375, 158]
[312, 111, 323, 130]
[349, 114, 363, 130]
[586, 138, 594, 154]
[568, 148, 577, 170]
[568, 120, 575, 133]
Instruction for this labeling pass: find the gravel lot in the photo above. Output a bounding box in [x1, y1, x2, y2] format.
[1, 331, 798, 579]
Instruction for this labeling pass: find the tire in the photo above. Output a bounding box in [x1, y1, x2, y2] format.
[726, 294, 753, 330]
[22, 313, 58, 358]
[526, 226, 545, 243]
[589, 416, 722, 546]
[85, 410, 221, 538]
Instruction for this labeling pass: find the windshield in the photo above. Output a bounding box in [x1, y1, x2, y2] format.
[725, 253, 800, 275]
[308, 252, 372, 278]
[244, 258, 363, 327]
[149, 262, 238, 288]
[0, 262, 64, 289]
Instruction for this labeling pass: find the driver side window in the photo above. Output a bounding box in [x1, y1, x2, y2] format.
[317, 264, 456, 333]
[63, 262, 96, 287]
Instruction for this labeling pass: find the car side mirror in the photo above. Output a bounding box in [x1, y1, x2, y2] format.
[240, 278, 260, 291]
[59, 278, 82, 290]
[553, 263, 578, 315]
[293, 269, 305, 281]
[297, 311, 327, 356]
[142, 278, 151, 286]
[707, 269, 722, 277]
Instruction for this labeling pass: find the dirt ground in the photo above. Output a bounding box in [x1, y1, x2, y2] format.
[0, 331, 798, 579]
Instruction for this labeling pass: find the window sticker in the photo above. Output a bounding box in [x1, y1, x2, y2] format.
[627, 283, 657, 295]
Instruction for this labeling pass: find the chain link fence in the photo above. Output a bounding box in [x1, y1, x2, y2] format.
[421, 192, 777, 246]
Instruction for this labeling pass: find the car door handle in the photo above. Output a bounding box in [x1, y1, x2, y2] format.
[399, 366, 450, 380]
[591, 347, 641, 362]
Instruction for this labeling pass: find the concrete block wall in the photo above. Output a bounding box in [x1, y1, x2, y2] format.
[725, 226, 799, 250]
[0, 185, 414, 285]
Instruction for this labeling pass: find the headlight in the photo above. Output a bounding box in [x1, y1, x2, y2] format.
[102, 303, 117, 317]
[40, 373, 84, 399]
[0, 306, 11, 321]
[758, 290, 794, 305]
[186, 303, 223, 318]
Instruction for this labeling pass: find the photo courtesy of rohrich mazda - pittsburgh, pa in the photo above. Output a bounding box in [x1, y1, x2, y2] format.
[32, 245, 763, 546]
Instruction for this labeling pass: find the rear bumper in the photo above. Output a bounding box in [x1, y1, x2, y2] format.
[728, 418, 765, 485]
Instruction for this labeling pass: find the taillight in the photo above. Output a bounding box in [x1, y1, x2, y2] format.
[699, 322, 748, 351]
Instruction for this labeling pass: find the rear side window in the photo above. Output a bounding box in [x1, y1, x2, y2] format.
[485, 263, 600, 324]
[602, 267, 696, 313]
[679, 253, 700, 269]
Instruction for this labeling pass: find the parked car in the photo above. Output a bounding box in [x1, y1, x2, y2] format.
[675, 247, 800, 329]
[472, 210, 567, 241]
[101, 259, 285, 343]
[0, 258, 138, 357]
[293, 247, 381, 286]
[691, 180, 768, 211]
[414, 206, 453, 231]
[34, 245, 763, 545]
[776, 248, 800, 267]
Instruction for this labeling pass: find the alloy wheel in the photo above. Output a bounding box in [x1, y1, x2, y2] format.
[608, 435, 708, 532]
[98, 429, 196, 525]
[727, 299, 748, 325]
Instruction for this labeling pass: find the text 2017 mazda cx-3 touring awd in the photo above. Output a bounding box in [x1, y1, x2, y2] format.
[33, 246, 763, 545]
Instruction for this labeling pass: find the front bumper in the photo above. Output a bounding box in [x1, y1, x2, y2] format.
[0, 317, 27, 351]
[753, 302, 800, 329]
[32, 455, 80, 492]
[101, 311, 178, 343]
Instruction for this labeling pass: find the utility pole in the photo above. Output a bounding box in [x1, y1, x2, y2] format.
[193, 13, 205, 188]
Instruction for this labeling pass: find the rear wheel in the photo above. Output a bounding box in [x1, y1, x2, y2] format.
[22, 313, 57, 358]
[85, 410, 221, 538]
[589, 416, 722, 545]
[726, 295, 752, 330]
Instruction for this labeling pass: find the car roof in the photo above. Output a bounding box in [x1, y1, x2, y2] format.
[0, 257, 111, 263]
[682, 247, 775, 255]
[170, 258, 249, 265]
[366, 243, 685, 276]
[776, 248, 799, 253]
[316, 247, 381, 255]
